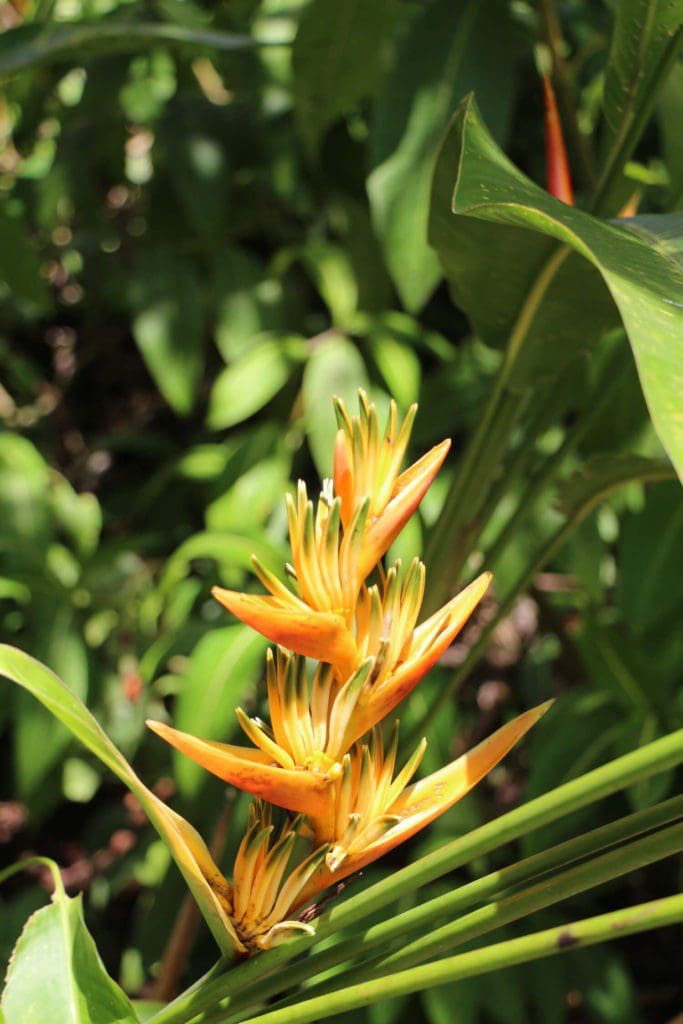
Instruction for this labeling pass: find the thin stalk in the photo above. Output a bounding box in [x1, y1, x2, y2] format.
[198, 797, 683, 1023]
[483, 347, 631, 574]
[304, 818, 683, 1000]
[424, 246, 571, 612]
[234, 895, 683, 1024]
[411, 447, 673, 740]
[149, 731, 683, 1024]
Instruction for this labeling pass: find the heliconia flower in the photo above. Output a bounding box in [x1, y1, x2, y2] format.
[295, 700, 554, 905]
[147, 715, 337, 821]
[333, 391, 451, 579]
[343, 561, 492, 747]
[148, 568, 491, 811]
[543, 75, 574, 206]
[226, 801, 329, 951]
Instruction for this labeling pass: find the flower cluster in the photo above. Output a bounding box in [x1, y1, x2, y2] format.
[148, 392, 551, 953]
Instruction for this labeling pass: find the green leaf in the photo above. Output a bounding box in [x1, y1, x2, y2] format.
[368, 0, 519, 311]
[0, 645, 240, 957]
[556, 454, 675, 520]
[598, 0, 683, 209]
[292, 0, 396, 152]
[0, 21, 263, 81]
[2, 888, 137, 1024]
[131, 255, 204, 417]
[173, 626, 267, 798]
[302, 334, 368, 476]
[212, 248, 284, 362]
[206, 335, 305, 430]
[429, 96, 683, 478]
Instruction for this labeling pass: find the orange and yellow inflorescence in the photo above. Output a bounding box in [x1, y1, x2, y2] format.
[148, 391, 551, 954]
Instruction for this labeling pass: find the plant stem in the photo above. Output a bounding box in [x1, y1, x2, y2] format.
[198, 797, 683, 1022]
[424, 245, 571, 612]
[234, 895, 683, 1024]
[150, 730, 683, 1024]
[482, 345, 630, 574]
[311, 818, 683, 997]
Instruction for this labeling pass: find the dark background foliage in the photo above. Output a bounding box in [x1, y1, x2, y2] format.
[0, 0, 681, 1020]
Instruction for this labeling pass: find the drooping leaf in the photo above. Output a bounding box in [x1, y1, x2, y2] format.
[368, 0, 520, 310]
[0, 645, 241, 956]
[429, 96, 683, 478]
[2, 887, 137, 1024]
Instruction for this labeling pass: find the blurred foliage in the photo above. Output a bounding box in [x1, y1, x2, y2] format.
[0, 0, 681, 1021]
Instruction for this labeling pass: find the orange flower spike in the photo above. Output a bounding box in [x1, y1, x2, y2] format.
[296, 700, 554, 904]
[225, 801, 330, 951]
[543, 75, 574, 205]
[338, 566, 493, 749]
[333, 391, 451, 578]
[145, 718, 336, 820]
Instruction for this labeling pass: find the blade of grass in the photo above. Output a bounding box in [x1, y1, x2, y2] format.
[233, 894, 683, 1024]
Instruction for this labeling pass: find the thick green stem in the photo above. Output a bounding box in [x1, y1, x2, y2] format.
[234, 895, 683, 1024]
[150, 731, 683, 1024]
[206, 797, 683, 1023]
[310, 818, 683, 998]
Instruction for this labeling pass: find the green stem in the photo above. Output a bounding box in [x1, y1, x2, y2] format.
[151, 730, 683, 1024]
[314, 818, 683, 997]
[592, 27, 683, 216]
[203, 797, 683, 1023]
[235, 895, 683, 1024]
[424, 245, 571, 612]
[483, 345, 630, 574]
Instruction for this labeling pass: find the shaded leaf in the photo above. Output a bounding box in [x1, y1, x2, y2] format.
[302, 334, 368, 476]
[368, 0, 519, 310]
[556, 454, 675, 519]
[207, 335, 305, 430]
[429, 96, 683, 477]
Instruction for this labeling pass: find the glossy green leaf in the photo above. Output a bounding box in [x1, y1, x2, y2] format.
[2, 888, 137, 1024]
[173, 625, 267, 797]
[302, 334, 368, 476]
[0, 645, 240, 957]
[368, 0, 519, 310]
[207, 335, 304, 430]
[292, 0, 396, 151]
[429, 96, 683, 478]
[131, 255, 204, 417]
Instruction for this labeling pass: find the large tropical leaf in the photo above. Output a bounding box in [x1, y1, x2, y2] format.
[429, 96, 683, 480]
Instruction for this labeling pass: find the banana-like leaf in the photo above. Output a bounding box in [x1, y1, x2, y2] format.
[429, 95, 683, 480]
